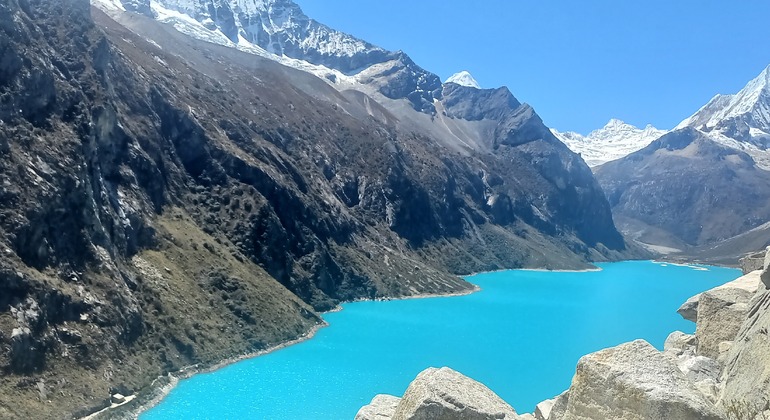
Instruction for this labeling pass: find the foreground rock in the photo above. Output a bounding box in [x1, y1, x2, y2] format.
[718, 263, 770, 416]
[551, 340, 723, 420]
[356, 367, 520, 420]
[678, 269, 762, 323]
[356, 395, 402, 420]
[695, 288, 753, 359]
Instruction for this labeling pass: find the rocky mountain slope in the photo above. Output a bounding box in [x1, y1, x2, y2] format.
[95, 0, 444, 112]
[0, 0, 632, 418]
[596, 128, 770, 252]
[551, 119, 666, 167]
[594, 66, 770, 260]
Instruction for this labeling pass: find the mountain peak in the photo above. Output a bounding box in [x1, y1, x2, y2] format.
[445, 71, 481, 89]
[552, 120, 666, 167]
[605, 118, 627, 128]
[677, 64, 770, 131]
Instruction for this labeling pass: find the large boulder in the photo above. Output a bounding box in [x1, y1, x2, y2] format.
[677, 296, 700, 323]
[391, 367, 520, 420]
[719, 286, 770, 415]
[695, 288, 753, 359]
[534, 398, 555, 420]
[663, 331, 697, 357]
[356, 395, 402, 420]
[763, 248, 770, 287]
[552, 340, 723, 420]
[678, 270, 762, 323]
[740, 250, 766, 274]
[546, 391, 569, 420]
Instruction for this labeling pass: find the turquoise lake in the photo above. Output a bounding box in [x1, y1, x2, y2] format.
[141, 260, 740, 419]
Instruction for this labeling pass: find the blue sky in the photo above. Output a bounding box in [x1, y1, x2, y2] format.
[295, 0, 770, 134]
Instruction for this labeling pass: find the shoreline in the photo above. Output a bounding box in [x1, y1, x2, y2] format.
[323, 284, 481, 314]
[465, 264, 602, 277]
[81, 260, 733, 419]
[81, 321, 329, 420]
[97, 285, 482, 419]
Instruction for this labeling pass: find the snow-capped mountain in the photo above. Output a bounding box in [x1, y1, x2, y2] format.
[676, 65, 770, 169]
[94, 0, 442, 112]
[445, 71, 481, 89]
[551, 119, 666, 167]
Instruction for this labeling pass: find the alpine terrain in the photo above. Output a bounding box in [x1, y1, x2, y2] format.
[552, 119, 666, 167]
[0, 0, 634, 417]
[596, 66, 770, 261]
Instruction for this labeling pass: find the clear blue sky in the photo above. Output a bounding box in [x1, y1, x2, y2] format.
[295, 0, 770, 134]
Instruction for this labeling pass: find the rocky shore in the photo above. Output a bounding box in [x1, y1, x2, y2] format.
[357, 248, 770, 420]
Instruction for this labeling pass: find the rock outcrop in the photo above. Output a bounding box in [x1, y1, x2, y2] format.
[549, 339, 723, 420]
[677, 270, 762, 323]
[356, 394, 401, 420]
[695, 288, 753, 359]
[718, 263, 770, 417]
[356, 367, 520, 420]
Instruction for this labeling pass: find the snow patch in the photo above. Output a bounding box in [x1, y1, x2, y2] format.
[677, 65, 770, 131]
[91, 0, 126, 11]
[445, 71, 481, 89]
[552, 119, 666, 166]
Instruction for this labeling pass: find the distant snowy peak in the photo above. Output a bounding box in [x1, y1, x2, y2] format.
[552, 119, 666, 167]
[94, 0, 443, 112]
[445, 71, 481, 89]
[147, 0, 387, 66]
[678, 65, 770, 131]
[675, 64, 770, 170]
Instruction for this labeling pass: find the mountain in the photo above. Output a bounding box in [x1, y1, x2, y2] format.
[595, 66, 770, 258]
[445, 71, 481, 89]
[676, 65, 770, 169]
[94, 0, 444, 112]
[0, 0, 633, 417]
[597, 128, 770, 251]
[552, 119, 666, 167]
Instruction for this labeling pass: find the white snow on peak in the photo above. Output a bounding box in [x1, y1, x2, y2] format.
[445, 71, 481, 89]
[552, 119, 666, 167]
[91, 0, 125, 11]
[677, 64, 770, 131]
[673, 64, 770, 170]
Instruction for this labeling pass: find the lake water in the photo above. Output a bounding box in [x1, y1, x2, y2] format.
[141, 261, 740, 419]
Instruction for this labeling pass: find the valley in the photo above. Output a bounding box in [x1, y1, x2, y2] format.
[0, 0, 767, 419]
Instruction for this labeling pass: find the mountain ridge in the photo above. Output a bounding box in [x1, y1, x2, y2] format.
[552, 119, 666, 166]
[0, 1, 635, 417]
[93, 0, 444, 112]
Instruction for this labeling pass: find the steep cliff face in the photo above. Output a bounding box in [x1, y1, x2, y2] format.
[0, 0, 632, 418]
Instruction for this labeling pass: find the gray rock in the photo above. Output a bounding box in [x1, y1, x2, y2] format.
[663, 331, 697, 356]
[740, 250, 766, 274]
[391, 367, 520, 420]
[678, 270, 762, 323]
[534, 398, 554, 420]
[678, 296, 700, 322]
[677, 355, 720, 384]
[546, 391, 569, 420]
[355, 395, 401, 420]
[696, 287, 753, 359]
[555, 339, 723, 420]
[765, 246, 770, 271]
[719, 288, 770, 414]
